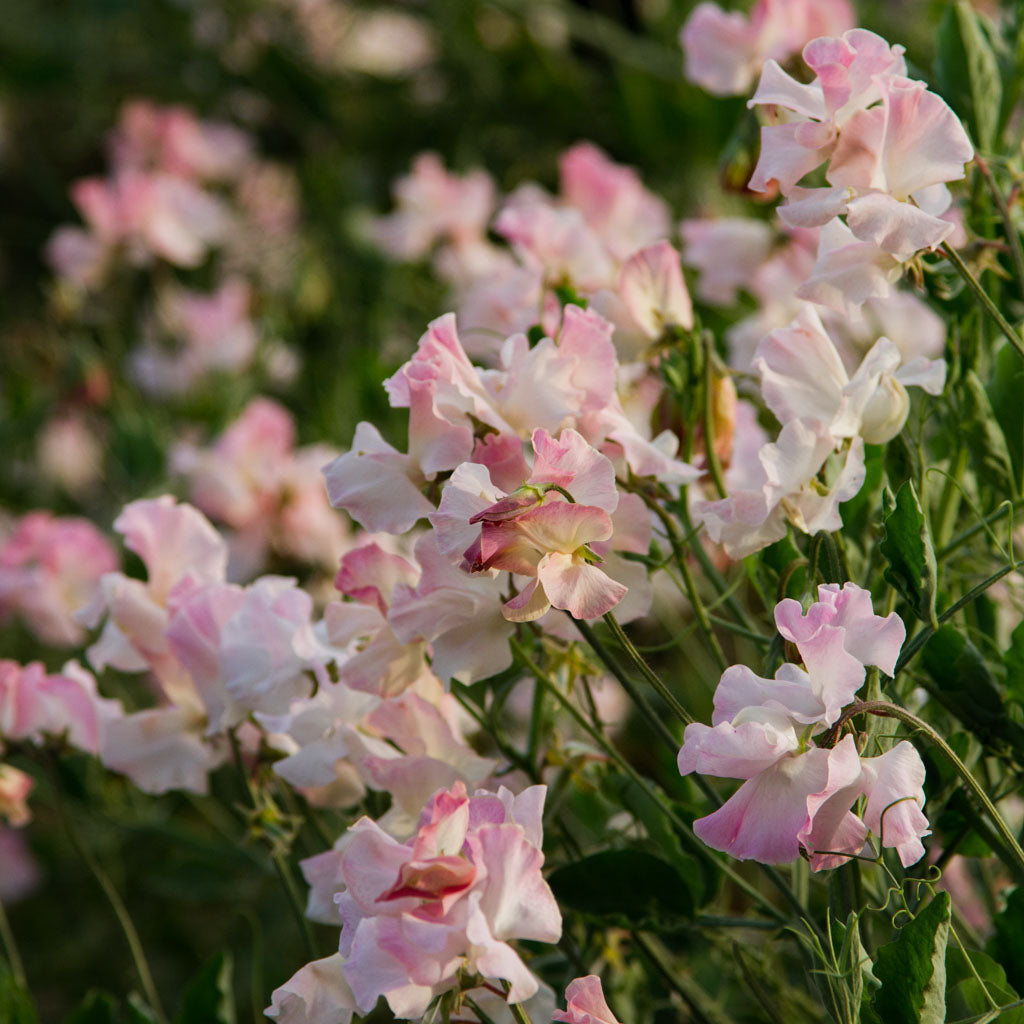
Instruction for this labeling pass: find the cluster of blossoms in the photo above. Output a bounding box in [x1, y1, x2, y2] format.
[47, 99, 302, 396]
[747, 28, 974, 301]
[269, 781, 562, 1020]
[172, 397, 349, 577]
[679, 583, 929, 867]
[368, 143, 694, 361]
[681, 0, 854, 97]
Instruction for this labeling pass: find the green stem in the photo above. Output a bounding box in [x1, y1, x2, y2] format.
[894, 562, 1017, 673]
[636, 485, 761, 644]
[511, 638, 785, 921]
[942, 241, 1024, 362]
[632, 931, 720, 1024]
[48, 762, 168, 1024]
[841, 701, 1024, 878]
[976, 155, 1024, 301]
[938, 498, 1022, 561]
[602, 612, 695, 724]
[228, 733, 317, 961]
[0, 893, 26, 991]
[571, 617, 681, 754]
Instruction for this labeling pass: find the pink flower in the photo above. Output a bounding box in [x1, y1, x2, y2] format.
[388, 532, 514, 685]
[0, 659, 123, 755]
[0, 512, 118, 647]
[79, 496, 227, 674]
[748, 29, 973, 264]
[681, 0, 854, 97]
[680, 217, 776, 305]
[755, 305, 945, 443]
[558, 143, 670, 261]
[617, 240, 693, 340]
[553, 975, 620, 1024]
[368, 152, 495, 260]
[331, 782, 560, 1016]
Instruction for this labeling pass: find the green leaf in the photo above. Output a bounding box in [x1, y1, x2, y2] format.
[548, 849, 695, 931]
[1005, 622, 1024, 704]
[880, 481, 939, 627]
[0, 961, 38, 1024]
[64, 992, 118, 1024]
[989, 887, 1024, 991]
[175, 951, 235, 1024]
[936, 1, 1003, 151]
[922, 626, 1024, 750]
[602, 772, 714, 906]
[871, 891, 950, 1024]
[961, 369, 1017, 497]
[987, 342, 1024, 488]
[946, 946, 1024, 1023]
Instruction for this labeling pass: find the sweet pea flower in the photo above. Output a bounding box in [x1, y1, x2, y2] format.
[681, 0, 854, 98]
[558, 142, 671, 261]
[79, 496, 228, 676]
[367, 152, 495, 260]
[617, 240, 693, 340]
[747, 30, 909, 196]
[298, 781, 561, 1018]
[748, 29, 973, 265]
[0, 512, 118, 647]
[553, 975, 621, 1024]
[0, 659, 122, 756]
[173, 397, 348, 574]
[696, 419, 866, 559]
[755, 305, 946, 443]
[388, 532, 516, 685]
[679, 584, 928, 868]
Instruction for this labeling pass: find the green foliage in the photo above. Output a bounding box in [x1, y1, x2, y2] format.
[946, 946, 1024, 1023]
[922, 625, 1024, 750]
[935, 0, 1003, 151]
[0, 962, 38, 1024]
[989, 887, 1024, 992]
[548, 849, 695, 931]
[960, 369, 1017, 497]
[881, 481, 939, 627]
[987, 342, 1024, 486]
[871, 891, 950, 1024]
[175, 951, 235, 1024]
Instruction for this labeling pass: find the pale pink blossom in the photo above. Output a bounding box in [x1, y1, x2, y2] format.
[369, 152, 495, 260]
[617, 240, 693, 340]
[553, 975, 620, 1024]
[0, 659, 122, 755]
[681, 0, 854, 98]
[748, 30, 973, 263]
[696, 420, 865, 559]
[680, 217, 776, 305]
[322, 422, 435, 535]
[755, 305, 945, 444]
[0, 512, 118, 647]
[36, 412, 105, 496]
[558, 142, 671, 260]
[174, 398, 347, 573]
[110, 100, 253, 183]
[132, 277, 258, 396]
[332, 782, 561, 1016]
[388, 532, 515, 685]
[79, 496, 228, 675]
[266, 954, 354, 1024]
[860, 741, 930, 866]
